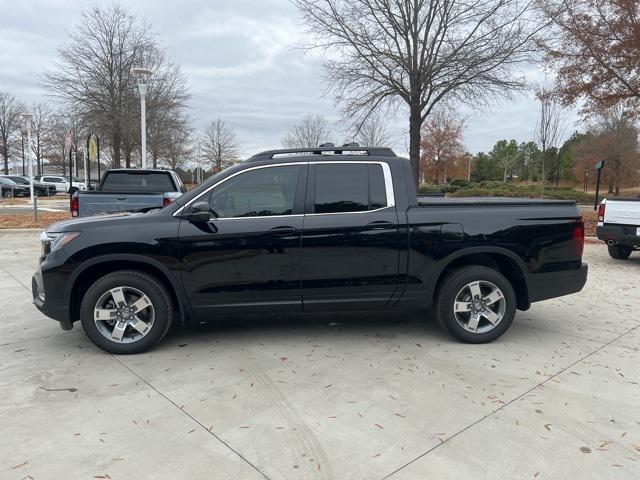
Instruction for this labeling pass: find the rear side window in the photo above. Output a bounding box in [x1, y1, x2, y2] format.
[313, 163, 388, 214]
[101, 172, 175, 192]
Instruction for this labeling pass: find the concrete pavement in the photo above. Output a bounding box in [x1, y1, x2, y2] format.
[0, 231, 638, 479]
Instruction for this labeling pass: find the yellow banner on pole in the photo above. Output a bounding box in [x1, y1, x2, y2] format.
[88, 135, 98, 161]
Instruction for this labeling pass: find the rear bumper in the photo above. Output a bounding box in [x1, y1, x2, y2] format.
[527, 264, 588, 303]
[597, 224, 640, 247]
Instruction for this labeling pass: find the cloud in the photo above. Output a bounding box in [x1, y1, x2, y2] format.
[0, 0, 582, 161]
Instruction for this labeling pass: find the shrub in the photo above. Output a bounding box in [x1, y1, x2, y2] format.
[449, 178, 472, 188]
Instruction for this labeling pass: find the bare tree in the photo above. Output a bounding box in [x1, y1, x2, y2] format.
[535, 87, 567, 196]
[30, 103, 56, 175]
[202, 119, 240, 172]
[349, 110, 392, 146]
[44, 4, 189, 168]
[0, 92, 25, 174]
[282, 114, 332, 148]
[160, 114, 193, 170]
[293, 0, 542, 187]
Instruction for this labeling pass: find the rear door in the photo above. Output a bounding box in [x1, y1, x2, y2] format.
[300, 161, 401, 311]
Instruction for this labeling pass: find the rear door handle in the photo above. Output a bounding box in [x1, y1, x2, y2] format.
[268, 226, 298, 236]
[367, 220, 394, 230]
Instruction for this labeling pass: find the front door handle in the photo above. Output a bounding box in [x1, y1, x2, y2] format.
[268, 226, 298, 236]
[367, 220, 394, 230]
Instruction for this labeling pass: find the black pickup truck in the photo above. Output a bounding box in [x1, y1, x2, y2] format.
[33, 145, 587, 354]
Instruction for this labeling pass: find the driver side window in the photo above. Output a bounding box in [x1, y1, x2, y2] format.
[208, 165, 301, 218]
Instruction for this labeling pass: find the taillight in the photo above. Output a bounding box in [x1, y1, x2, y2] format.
[597, 202, 605, 222]
[70, 191, 79, 217]
[163, 195, 172, 207]
[572, 220, 585, 258]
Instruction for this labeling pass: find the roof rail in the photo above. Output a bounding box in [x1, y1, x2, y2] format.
[248, 143, 397, 160]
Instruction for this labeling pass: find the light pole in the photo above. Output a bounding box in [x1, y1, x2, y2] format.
[132, 67, 153, 169]
[24, 113, 35, 203]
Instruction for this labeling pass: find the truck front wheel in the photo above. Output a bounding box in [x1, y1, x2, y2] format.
[435, 265, 516, 344]
[79, 270, 173, 354]
[607, 244, 632, 260]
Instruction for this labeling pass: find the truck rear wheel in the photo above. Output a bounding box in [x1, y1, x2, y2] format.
[79, 270, 173, 354]
[608, 244, 632, 260]
[435, 265, 516, 343]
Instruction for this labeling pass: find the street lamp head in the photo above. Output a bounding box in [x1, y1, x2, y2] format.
[132, 67, 153, 84]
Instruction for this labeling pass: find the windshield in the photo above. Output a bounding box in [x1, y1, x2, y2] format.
[173, 162, 248, 206]
[8, 176, 29, 185]
[0, 177, 17, 185]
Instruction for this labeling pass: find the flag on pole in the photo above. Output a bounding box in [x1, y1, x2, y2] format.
[64, 130, 72, 155]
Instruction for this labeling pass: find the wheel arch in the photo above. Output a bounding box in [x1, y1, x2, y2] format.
[67, 254, 191, 326]
[432, 247, 530, 311]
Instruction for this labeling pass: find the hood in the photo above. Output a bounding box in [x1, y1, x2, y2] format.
[47, 211, 144, 232]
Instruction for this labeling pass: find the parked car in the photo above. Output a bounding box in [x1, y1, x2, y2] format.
[71, 168, 186, 217]
[596, 197, 640, 259]
[34, 175, 87, 194]
[0, 175, 55, 196]
[33, 145, 588, 354]
[0, 177, 30, 198]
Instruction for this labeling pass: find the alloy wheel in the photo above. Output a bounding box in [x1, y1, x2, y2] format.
[453, 280, 506, 334]
[94, 286, 155, 344]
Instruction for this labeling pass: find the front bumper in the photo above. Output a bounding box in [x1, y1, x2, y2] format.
[597, 224, 640, 247]
[526, 264, 588, 303]
[32, 254, 73, 330]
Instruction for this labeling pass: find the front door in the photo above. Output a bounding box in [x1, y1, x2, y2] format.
[301, 162, 401, 311]
[179, 163, 307, 317]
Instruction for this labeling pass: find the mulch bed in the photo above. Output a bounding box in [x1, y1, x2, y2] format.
[0, 212, 70, 229]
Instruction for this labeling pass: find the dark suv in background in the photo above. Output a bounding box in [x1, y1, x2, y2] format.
[0, 175, 54, 196]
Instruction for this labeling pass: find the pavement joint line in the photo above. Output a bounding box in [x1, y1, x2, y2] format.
[112, 356, 272, 480]
[0, 334, 55, 348]
[0, 263, 30, 291]
[513, 319, 620, 345]
[382, 322, 640, 480]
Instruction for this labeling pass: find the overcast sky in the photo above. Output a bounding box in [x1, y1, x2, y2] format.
[0, 0, 582, 158]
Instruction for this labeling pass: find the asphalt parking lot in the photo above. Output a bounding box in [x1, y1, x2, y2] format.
[1, 231, 639, 480]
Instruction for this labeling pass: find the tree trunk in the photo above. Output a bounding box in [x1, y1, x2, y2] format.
[409, 102, 421, 190]
[112, 132, 121, 168]
[2, 150, 8, 175]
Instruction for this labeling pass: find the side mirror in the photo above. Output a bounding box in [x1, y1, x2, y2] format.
[184, 201, 211, 223]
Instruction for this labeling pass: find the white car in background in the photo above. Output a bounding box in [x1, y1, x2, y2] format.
[596, 197, 640, 259]
[34, 175, 87, 194]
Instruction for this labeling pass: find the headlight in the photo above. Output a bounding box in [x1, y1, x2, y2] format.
[40, 231, 80, 255]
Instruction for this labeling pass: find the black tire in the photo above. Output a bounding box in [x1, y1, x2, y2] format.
[608, 244, 632, 260]
[2, 189, 13, 198]
[80, 270, 173, 354]
[435, 265, 517, 344]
